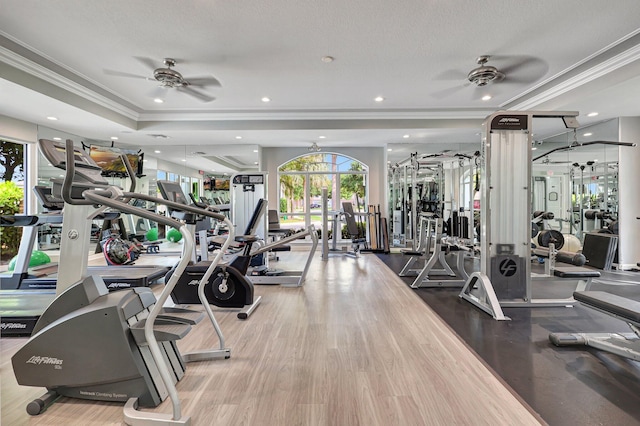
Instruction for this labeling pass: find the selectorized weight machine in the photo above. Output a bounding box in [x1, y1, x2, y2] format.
[459, 111, 604, 320]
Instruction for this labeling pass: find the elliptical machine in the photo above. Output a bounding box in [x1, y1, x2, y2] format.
[13, 139, 236, 425]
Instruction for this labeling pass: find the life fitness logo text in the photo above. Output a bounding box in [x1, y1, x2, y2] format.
[499, 259, 518, 277]
[26, 356, 64, 370]
[491, 114, 528, 130]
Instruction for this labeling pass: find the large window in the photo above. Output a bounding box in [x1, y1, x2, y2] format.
[278, 153, 368, 239]
[1, 139, 26, 264]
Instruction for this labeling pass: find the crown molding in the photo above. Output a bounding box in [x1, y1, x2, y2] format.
[504, 30, 640, 111]
[0, 35, 140, 121]
[138, 108, 493, 122]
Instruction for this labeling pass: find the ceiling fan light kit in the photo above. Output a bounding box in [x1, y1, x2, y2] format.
[153, 58, 185, 87]
[467, 55, 504, 86]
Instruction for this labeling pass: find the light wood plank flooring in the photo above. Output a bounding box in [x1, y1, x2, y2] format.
[1, 251, 543, 425]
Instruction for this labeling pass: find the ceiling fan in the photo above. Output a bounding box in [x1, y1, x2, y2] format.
[432, 54, 546, 99]
[105, 57, 221, 102]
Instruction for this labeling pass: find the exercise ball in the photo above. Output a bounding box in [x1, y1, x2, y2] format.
[146, 227, 159, 241]
[8, 250, 51, 271]
[167, 228, 182, 243]
[562, 234, 582, 253]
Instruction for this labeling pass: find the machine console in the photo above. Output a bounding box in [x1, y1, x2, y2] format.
[38, 139, 108, 185]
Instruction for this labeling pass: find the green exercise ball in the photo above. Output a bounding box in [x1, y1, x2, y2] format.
[8, 250, 51, 271]
[167, 228, 182, 243]
[146, 227, 159, 241]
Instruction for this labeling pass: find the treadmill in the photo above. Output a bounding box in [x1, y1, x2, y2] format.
[1, 187, 168, 292]
[0, 142, 168, 337]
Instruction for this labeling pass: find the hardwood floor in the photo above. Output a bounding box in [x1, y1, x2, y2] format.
[1, 251, 544, 425]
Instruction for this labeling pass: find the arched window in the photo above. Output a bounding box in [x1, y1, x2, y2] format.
[277, 152, 368, 236]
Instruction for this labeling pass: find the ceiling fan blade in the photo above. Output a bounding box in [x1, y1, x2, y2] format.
[499, 56, 548, 85]
[176, 86, 216, 102]
[133, 56, 159, 71]
[185, 76, 222, 87]
[431, 84, 466, 99]
[499, 56, 539, 75]
[104, 69, 152, 80]
[433, 69, 469, 81]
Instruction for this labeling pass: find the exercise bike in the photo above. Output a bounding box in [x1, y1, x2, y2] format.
[158, 181, 263, 319]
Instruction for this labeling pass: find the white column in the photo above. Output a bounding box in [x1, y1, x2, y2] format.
[25, 142, 41, 214]
[617, 117, 640, 269]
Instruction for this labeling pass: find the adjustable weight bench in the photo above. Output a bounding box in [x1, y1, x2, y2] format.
[550, 291, 640, 362]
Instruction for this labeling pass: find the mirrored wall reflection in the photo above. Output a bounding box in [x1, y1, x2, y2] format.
[35, 126, 160, 251]
[531, 119, 620, 241]
[36, 127, 212, 246]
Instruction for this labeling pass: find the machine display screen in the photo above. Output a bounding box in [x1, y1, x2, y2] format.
[157, 181, 188, 206]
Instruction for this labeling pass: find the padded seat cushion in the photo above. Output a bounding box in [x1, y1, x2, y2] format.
[574, 291, 640, 324]
[553, 266, 601, 278]
[401, 250, 422, 256]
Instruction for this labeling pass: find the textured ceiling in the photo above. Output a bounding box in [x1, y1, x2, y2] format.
[1, 0, 640, 171]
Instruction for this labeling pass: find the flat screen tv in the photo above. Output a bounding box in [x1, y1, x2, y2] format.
[213, 178, 230, 190]
[203, 177, 212, 191]
[89, 145, 144, 177]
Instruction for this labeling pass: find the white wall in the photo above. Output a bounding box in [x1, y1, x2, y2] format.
[154, 157, 203, 180]
[617, 117, 640, 268]
[0, 115, 37, 143]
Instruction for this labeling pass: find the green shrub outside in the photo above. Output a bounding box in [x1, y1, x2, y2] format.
[0, 181, 24, 259]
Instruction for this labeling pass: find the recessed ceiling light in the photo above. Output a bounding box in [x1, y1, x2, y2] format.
[254, 161, 259, 165]
[154, 150, 161, 154]
[110, 136, 118, 140]
[181, 159, 187, 162]
[403, 134, 410, 139]
[374, 96, 384, 102]
[583, 132, 593, 137]
[253, 149, 258, 153]
[387, 148, 393, 152]
[321, 56, 334, 63]
[531, 147, 538, 151]
[261, 97, 271, 103]
[318, 136, 326, 139]
[53, 137, 61, 141]
[46, 116, 58, 121]
[154, 98, 164, 103]
[481, 95, 492, 101]
[235, 136, 243, 140]
[587, 112, 599, 117]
